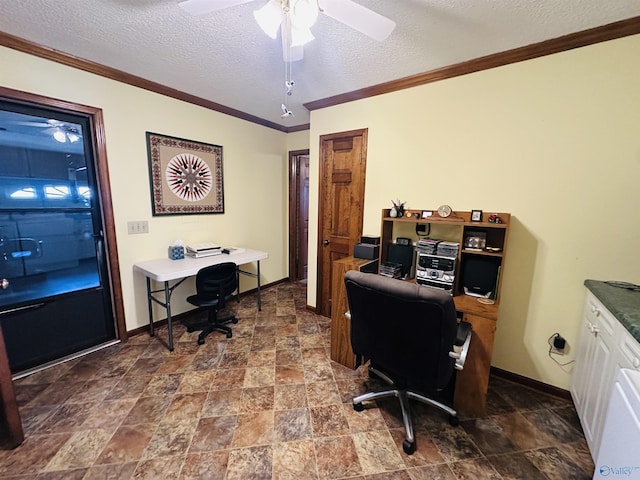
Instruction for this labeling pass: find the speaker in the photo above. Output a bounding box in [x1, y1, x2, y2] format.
[462, 257, 500, 297]
[387, 243, 415, 278]
[360, 235, 380, 245]
[354, 243, 379, 260]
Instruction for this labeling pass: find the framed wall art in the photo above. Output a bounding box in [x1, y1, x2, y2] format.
[146, 132, 224, 216]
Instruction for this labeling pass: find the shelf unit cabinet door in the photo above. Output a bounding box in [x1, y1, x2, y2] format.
[330, 257, 377, 369]
[453, 313, 497, 417]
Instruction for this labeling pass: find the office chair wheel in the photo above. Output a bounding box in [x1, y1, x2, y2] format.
[197, 336, 205, 345]
[448, 415, 459, 426]
[353, 402, 364, 412]
[226, 331, 233, 338]
[402, 439, 416, 455]
[231, 318, 238, 324]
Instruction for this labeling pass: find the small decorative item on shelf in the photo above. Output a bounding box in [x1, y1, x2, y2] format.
[391, 199, 405, 218]
[488, 214, 503, 224]
[437, 204, 452, 218]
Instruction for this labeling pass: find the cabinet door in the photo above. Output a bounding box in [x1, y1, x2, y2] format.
[617, 327, 640, 372]
[571, 293, 617, 459]
[570, 305, 595, 413]
[453, 313, 496, 417]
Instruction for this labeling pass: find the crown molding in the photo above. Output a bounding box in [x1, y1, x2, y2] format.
[0, 31, 308, 133]
[304, 16, 640, 111]
[3, 15, 639, 129]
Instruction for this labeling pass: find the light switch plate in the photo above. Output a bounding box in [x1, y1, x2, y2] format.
[127, 220, 149, 234]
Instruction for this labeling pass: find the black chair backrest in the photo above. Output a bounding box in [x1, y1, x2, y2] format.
[344, 270, 459, 391]
[195, 262, 238, 307]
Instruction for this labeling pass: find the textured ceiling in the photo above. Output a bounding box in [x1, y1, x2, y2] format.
[1, 0, 640, 129]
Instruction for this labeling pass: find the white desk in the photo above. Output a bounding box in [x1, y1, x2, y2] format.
[133, 248, 268, 351]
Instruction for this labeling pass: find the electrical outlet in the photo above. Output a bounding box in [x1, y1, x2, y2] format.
[549, 333, 566, 355]
[127, 220, 149, 234]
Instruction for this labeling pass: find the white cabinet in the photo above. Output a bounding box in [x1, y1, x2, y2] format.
[617, 327, 640, 371]
[571, 291, 618, 459]
[571, 290, 640, 461]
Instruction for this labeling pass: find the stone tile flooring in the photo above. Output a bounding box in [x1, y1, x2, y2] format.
[1, 281, 594, 479]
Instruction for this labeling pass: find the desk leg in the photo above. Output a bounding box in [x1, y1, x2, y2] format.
[257, 260, 262, 311]
[235, 267, 240, 304]
[164, 281, 174, 352]
[146, 277, 154, 338]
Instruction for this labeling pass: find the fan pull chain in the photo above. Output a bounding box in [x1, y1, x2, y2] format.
[281, 17, 295, 118]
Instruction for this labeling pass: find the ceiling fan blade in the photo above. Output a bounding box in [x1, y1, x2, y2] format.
[13, 121, 56, 128]
[319, 0, 396, 41]
[178, 0, 253, 15]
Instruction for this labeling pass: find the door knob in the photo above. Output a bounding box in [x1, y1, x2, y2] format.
[323, 240, 330, 246]
[1, 278, 8, 289]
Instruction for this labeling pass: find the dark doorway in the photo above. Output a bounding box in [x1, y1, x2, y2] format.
[0, 91, 124, 375]
[288, 149, 309, 282]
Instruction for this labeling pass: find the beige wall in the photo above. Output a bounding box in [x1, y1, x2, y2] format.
[3, 33, 640, 390]
[307, 34, 640, 390]
[1, 45, 296, 332]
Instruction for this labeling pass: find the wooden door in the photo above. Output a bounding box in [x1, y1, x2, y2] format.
[0, 95, 126, 375]
[288, 150, 309, 281]
[316, 129, 367, 317]
[298, 155, 309, 280]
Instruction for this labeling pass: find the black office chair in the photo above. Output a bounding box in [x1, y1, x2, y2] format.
[185, 262, 239, 344]
[344, 270, 472, 455]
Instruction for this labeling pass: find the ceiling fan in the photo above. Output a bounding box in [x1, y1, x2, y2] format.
[11, 119, 83, 143]
[178, 0, 396, 62]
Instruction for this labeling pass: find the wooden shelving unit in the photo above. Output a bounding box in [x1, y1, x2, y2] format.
[330, 208, 511, 416]
[380, 208, 511, 416]
[380, 208, 510, 304]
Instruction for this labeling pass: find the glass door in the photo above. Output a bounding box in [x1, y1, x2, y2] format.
[0, 102, 115, 373]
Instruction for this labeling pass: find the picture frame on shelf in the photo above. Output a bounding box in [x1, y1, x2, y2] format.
[421, 210, 433, 219]
[471, 209, 483, 222]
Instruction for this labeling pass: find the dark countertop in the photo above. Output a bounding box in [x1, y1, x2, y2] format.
[585, 280, 640, 343]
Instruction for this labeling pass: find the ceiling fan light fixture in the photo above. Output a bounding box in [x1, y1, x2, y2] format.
[254, 0, 283, 39]
[290, 0, 318, 30]
[290, 24, 314, 46]
[53, 129, 67, 143]
[67, 132, 80, 143]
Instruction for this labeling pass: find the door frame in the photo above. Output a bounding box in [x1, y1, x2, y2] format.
[0, 86, 126, 342]
[288, 149, 309, 281]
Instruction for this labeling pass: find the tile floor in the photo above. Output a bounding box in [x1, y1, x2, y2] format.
[1, 281, 594, 479]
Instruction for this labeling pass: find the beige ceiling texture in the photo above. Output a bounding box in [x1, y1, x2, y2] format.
[1, 1, 640, 130]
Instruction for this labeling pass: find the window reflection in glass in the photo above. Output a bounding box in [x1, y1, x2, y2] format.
[0, 109, 98, 308]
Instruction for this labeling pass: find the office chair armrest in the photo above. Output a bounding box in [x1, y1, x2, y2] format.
[454, 321, 472, 347]
[449, 321, 472, 370]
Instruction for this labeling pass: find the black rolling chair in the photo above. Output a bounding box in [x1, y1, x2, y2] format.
[185, 262, 239, 344]
[344, 270, 472, 455]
